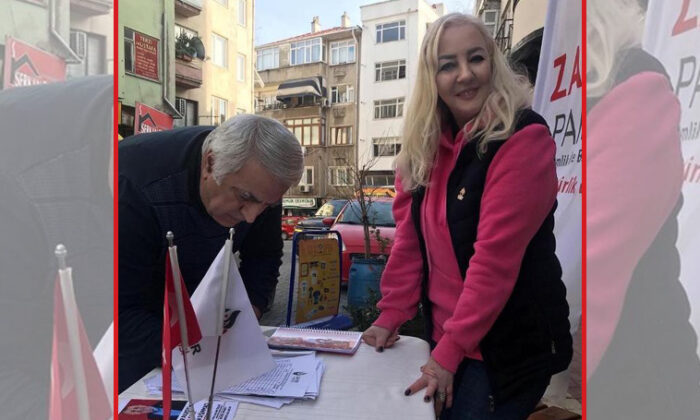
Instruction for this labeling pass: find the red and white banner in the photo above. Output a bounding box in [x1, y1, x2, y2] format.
[133, 31, 160, 81]
[134, 102, 174, 134]
[49, 269, 111, 420]
[533, 0, 583, 331]
[643, 0, 700, 356]
[2, 36, 66, 89]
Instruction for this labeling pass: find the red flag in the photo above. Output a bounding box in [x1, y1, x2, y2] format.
[163, 251, 202, 419]
[49, 271, 111, 420]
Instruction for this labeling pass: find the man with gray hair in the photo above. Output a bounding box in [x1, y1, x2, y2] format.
[118, 114, 303, 391]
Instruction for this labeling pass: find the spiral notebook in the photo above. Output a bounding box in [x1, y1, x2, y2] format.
[267, 327, 362, 354]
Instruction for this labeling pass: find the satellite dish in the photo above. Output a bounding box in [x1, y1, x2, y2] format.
[191, 36, 206, 60]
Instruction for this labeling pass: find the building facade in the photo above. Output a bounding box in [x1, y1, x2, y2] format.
[357, 0, 444, 187]
[476, 0, 548, 83]
[173, 0, 255, 128]
[255, 14, 361, 216]
[1, 0, 113, 91]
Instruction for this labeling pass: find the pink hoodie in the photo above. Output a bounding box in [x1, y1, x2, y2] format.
[374, 123, 558, 373]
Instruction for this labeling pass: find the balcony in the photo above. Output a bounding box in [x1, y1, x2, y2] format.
[175, 57, 202, 89]
[70, 0, 112, 16]
[175, 0, 202, 17]
[495, 18, 513, 56]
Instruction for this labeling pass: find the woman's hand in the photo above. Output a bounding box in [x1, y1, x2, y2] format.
[361, 325, 400, 352]
[405, 357, 454, 417]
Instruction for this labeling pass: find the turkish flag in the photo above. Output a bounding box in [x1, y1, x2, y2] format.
[162, 251, 202, 419]
[48, 269, 111, 420]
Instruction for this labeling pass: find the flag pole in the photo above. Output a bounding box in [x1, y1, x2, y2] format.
[167, 232, 197, 420]
[205, 227, 235, 420]
[55, 244, 90, 420]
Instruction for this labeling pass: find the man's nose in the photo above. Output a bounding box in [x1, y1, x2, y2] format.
[241, 202, 267, 223]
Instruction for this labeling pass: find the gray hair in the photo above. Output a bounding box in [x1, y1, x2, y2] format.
[201, 114, 303, 187]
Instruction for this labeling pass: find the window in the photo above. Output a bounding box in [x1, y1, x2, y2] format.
[300, 166, 314, 185]
[373, 137, 402, 157]
[211, 96, 228, 125]
[374, 98, 404, 119]
[174, 97, 198, 127]
[212, 33, 228, 68]
[124, 28, 134, 73]
[375, 60, 406, 82]
[290, 38, 323, 65]
[330, 40, 355, 65]
[68, 31, 106, 77]
[213, 0, 227, 6]
[256, 47, 279, 70]
[482, 10, 499, 35]
[330, 126, 352, 145]
[285, 117, 323, 146]
[328, 167, 352, 186]
[376, 20, 406, 43]
[238, 0, 246, 26]
[330, 85, 354, 104]
[175, 25, 198, 39]
[237, 54, 246, 81]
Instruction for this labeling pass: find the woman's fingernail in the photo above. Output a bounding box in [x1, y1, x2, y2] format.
[377, 346, 384, 353]
[424, 396, 431, 403]
[404, 389, 411, 396]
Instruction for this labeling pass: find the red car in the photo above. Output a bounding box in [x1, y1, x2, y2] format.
[328, 198, 396, 283]
[281, 216, 305, 240]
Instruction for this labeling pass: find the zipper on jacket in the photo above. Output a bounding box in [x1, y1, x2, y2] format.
[488, 395, 495, 412]
[551, 340, 556, 354]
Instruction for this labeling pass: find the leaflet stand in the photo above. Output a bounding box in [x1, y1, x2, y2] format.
[285, 229, 352, 330]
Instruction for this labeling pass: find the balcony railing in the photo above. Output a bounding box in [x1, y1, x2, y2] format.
[175, 0, 202, 17]
[175, 57, 202, 89]
[70, 0, 112, 16]
[495, 18, 513, 56]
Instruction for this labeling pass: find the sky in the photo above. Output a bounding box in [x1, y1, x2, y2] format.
[254, 0, 477, 46]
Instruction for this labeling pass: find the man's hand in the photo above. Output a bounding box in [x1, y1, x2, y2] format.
[252, 306, 262, 320]
[405, 357, 454, 417]
[361, 325, 400, 352]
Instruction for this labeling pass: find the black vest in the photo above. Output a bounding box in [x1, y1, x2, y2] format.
[411, 109, 573, 403]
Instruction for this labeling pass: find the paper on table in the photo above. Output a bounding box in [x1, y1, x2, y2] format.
[178, 400, 238, 420]
[223, 353, 317, 398]
[217, 394, 294, 409]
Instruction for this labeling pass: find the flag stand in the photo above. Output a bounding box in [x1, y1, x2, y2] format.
[167, 232, 197, 420]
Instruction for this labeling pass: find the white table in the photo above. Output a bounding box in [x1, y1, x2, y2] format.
[120, 333, 435, 420]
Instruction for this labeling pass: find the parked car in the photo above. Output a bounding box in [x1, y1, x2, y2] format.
[295, 199, 349, 232]
[281, 216, 305, 240]
[329, 198, 396, 284]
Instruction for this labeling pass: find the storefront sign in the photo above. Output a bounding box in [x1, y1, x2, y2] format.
[133, 31, 159, 81]
[134, 102, 173, 134]
[2, 36, 66, 89]
[282, 197, 317, 208]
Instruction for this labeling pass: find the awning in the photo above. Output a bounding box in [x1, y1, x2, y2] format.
[276, 76, 325, 100]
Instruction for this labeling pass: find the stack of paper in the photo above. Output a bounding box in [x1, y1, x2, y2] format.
[145, 352, 325, 409]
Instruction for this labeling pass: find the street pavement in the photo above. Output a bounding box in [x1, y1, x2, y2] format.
[260, 239, 349, 327]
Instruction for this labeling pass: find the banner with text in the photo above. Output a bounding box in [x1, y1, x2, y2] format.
[643, 0, 700, 355]
[533, 0, 583, 330]
[2, 36, 66, 89]
[134, 102, 173, 134]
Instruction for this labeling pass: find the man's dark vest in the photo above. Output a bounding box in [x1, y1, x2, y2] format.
[410, 109, 573, 404]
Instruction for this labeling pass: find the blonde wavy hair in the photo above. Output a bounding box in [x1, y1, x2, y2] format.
[397, 13, 532, 191]
[586, 0, 644, 99]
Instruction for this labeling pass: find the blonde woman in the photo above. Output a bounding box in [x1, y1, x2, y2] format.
[361, 13, 572, 419]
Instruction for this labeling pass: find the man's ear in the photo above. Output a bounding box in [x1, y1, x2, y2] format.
[204, 151, 215, 174]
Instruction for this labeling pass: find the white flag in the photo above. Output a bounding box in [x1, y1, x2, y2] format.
[172, 245, 275, 403]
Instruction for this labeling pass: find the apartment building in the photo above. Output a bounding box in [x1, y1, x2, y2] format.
[476, 0, 548, 83]
[1, 0, 113, 91]
[357, 0, 444, 186]
[173, 0, 255, 128]
[255, 14, 361, 215]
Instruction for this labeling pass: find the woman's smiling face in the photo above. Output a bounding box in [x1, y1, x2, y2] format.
[435, 23, 492, 128]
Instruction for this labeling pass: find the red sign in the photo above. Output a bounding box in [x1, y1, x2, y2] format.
[133, 31, 159, 81]
[2, 36, 66, 89]
[134, 102, 174, 134]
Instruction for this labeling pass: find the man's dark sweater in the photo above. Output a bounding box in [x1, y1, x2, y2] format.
[118, 126, 283, 391]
